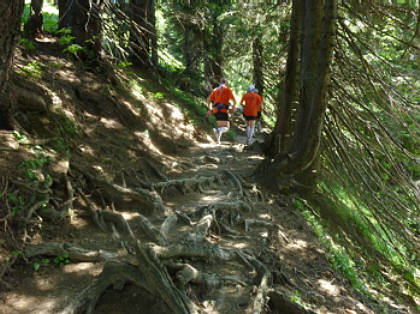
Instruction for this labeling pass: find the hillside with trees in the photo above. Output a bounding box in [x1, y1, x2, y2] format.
[0, 1, 419, 313]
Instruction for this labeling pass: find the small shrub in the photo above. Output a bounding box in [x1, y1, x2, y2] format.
[20, 38, 36, 52]
[21, 61, 42, 79]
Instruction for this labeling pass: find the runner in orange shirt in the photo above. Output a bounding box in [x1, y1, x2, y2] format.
[206, 78, 236, 144]
[240, 85, 263, 145]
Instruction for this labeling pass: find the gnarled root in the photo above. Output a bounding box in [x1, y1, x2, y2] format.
[24, 242, 117, 262]
[153, 175, 222, 196]
[170, 263, 248, 288]
[61, 242, 197, 314]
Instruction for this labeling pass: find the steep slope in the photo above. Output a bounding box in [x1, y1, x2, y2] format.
[0, 38, 411, 314]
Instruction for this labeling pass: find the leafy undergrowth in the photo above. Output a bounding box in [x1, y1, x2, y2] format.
[0, 38, 416, 314]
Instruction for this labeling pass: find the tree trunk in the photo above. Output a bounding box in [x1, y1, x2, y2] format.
[204, 23, 224, 86]
[252, 35, 264, 95]
[0, 0, 25, 130]
[24, 0, 44, 39]
[266, 0, 337, 185]
[149, 0, 158, 66]
[269, 0, 303, 157]
[58, 0, 69, 29]
[68, 0, 104, 59]
[130, 0, 151, 65]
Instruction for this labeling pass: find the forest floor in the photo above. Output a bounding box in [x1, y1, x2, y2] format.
[0, 37, 414, 313]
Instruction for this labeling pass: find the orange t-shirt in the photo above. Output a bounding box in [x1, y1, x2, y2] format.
[241, 92, 262, 117]
[209, 85, 234, 105]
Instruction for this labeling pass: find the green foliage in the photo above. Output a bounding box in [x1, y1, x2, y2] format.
[154, 92, 165, 99]
[53, 253, 70, 267]
[63, 44, 85, 56]
[56, 110, 78, 135]
[12, 131, 28, 144]
[56, 27, 72, 35]
[7, 193, 25, 215]
[117, 61, 133, 68]
[20, 38, 36, 52]
[224, 129, 236, 141]
[33, 254, 69, 272]
[22, 0, 58, 32]
[296, 199, 369, 294]
[290, 290, 309, 308]
[21, 61, 42, 79]
[58, 35, 75, 46]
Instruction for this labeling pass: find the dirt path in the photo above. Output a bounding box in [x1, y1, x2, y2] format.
[0, 125, 387, 314]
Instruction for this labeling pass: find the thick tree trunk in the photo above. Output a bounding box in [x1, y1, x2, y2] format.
[269, 0, 303, 157]
[266, 0, 337, 185]
[24, 0, 44, 39]
[0, 0, 25, 130]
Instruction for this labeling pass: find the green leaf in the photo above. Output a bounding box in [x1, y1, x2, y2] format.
[33, 262, 40, 271]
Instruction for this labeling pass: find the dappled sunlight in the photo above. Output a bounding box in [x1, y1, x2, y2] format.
[121, 99, 141, 117]
[133, 131, 164, 156]
[163, 102, 184, 121]
[99, 117, 124, 129]
[77, 144, 95, 156]
[247, 155, 264, 160]
[317, 279, 341, 296]
[258, 213, 272, 220]
[284, 237, 310, 251]
[121, 211, 140, 221]
[62, 262, 100, 274]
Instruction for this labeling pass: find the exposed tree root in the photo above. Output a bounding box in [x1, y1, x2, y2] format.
[24, 242, 118, 262]
[153, 174, 222, 196]
[248, 271, 270, 314]
[78, 189, 135, 239]
[267, 290, 315, 314]
[160, 213, 178, 242]
[169, 263, 248, 288]
[131, 214, 165, 244]
[147, 240, 237, 262]
[61, 243, 196, 314]
[73, 164, 163, 211]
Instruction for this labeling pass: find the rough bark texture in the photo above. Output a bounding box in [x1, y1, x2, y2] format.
[0, 0, 25, 130]
[58, 0, 68, 29]
[252, 35, 264, 96]
[267, 0, 337, 184]
[204, 23, 224, 86]
[269, 0, 303, 156]
[64, 0, 104, 59]
[149, 0, 158, 66]
[24, 0, 44, 39]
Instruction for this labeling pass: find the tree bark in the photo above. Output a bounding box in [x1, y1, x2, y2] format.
[58, 0, 68, 29]
[130, 0, 151, 65]
[269, 0, 303, 157]
[252, 35, 264, 95]
[24, 0, 44, 39]
[149, 0, 158, 66]
[68, 0, 104, 59]
[266, 0, 337, 185]
[0, 0, 25, 130]
[204, 22, 224, 86]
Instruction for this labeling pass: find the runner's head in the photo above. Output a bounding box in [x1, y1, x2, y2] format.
[221, 78, 228, 85]
[248, 84, 255, 92]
